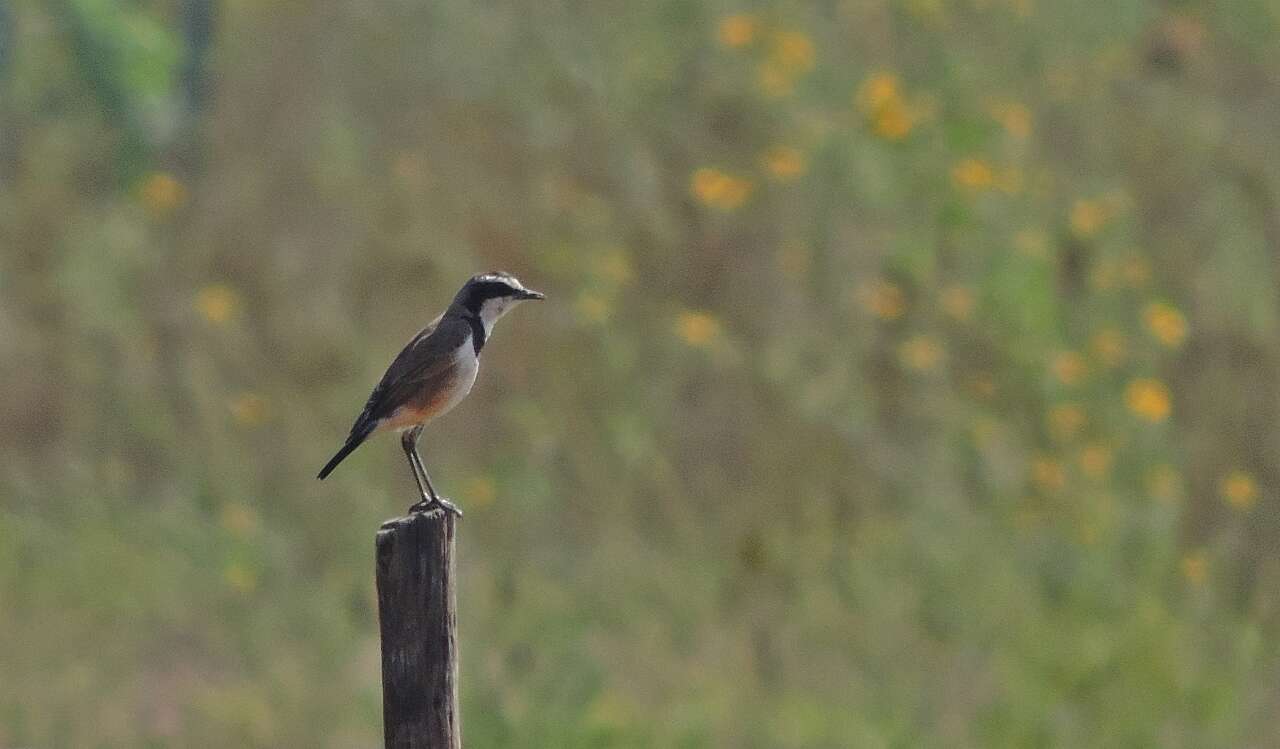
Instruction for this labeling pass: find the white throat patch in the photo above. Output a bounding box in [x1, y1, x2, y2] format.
[477, 296, 522, 338]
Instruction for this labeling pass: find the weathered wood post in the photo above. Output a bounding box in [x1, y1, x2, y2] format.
[375, 509, 460, 748]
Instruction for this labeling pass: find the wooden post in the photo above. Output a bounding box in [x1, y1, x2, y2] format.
[375, 509, 460, 749]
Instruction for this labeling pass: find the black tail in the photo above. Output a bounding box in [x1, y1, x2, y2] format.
[317, 430, 370, 480]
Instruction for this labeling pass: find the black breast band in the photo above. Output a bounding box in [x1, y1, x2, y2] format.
[464, 313, 486, 354]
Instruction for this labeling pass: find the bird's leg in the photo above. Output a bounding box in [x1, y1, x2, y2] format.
[413, 450, 463, 517]
[401, 427, 432, 511]
[404, 426, 463, 517]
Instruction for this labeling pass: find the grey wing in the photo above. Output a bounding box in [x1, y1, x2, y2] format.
[346, 315, 470, 435]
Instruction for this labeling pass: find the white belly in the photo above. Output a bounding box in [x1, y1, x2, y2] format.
[385, 344, 480, 432]
[438, 347, 479, 417]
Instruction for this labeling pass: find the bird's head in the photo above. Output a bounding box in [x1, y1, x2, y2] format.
[453, 271, 545, 331]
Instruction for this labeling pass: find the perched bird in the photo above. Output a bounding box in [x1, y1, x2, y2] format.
[318, 272, 545, 515]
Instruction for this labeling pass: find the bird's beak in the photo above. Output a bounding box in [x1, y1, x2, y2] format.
[519, 289, 546, 301]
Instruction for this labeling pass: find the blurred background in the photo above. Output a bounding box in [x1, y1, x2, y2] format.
[3, 0, 1280, 746]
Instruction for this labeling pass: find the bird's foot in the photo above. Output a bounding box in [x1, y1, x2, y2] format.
[408, 496, 463, 518]
[434, 497, 463, 518]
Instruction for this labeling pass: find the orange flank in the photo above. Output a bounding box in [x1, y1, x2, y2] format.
[381, 388, 458, 431]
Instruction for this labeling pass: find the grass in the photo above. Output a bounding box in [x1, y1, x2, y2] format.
[4, 0, 1280, 745]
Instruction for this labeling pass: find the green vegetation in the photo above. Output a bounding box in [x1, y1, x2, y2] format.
[3, 0, 1280, 745]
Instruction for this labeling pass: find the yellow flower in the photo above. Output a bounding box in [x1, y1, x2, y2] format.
[463, 476, 498, 509]
[718, 14, 758, 48]
[676, 311, 722, 347]
[1144, 302, 1187, 348]
[762, 146, 807, 181]
[691, 168, 753, 210]
[771, 31, 815, 74]
[1220, 470, 1258, 510]
[1079, 443, 1113, 480]
[220, 502, 259, 537]
[856, 72, 919, 141]
[691, 168, 725, 204]
[989, 102, 1032, 139]
[1070, 199, 1107, 238]
[1090, 328, 1127, 368]
[951, 158, 995, 190]
[196, 284, 240, 325]
[857, 72, 901, 112]
[1031, 456, 1066, 493]
[1180, 550, 1207, 586]
[899, 335, 944, 371]
[1125, 378, 1172, 422]
[1047, 403, 1086, 441]
[873, 105, 915, 140]
[940, 285, 975, 321]
[1051, 351, 1087, 386]
[229, 392, 269, 426]
[1146, 464, 1181, 502]
[857, 279, 906, 320]
[140, 171, 187, 216]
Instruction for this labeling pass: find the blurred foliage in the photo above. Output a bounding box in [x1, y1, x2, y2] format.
[4, 0, 1280, 746]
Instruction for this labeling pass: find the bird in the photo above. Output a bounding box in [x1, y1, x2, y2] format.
[318, 271, 545, 516]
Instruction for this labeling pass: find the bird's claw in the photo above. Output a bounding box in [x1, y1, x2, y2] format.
[408, 497, 463, 518]
[434, 497, 463, 518]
